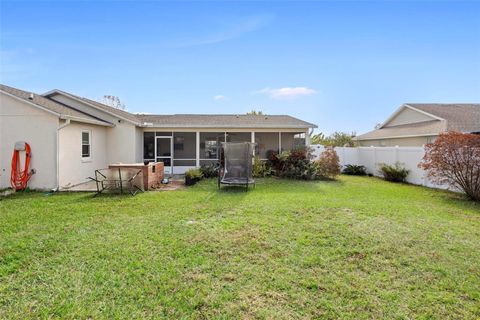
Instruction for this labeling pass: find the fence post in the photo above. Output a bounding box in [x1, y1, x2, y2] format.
[395, 145, 399, 163]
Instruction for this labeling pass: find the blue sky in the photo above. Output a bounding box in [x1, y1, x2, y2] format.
[1, 1, 479, 135]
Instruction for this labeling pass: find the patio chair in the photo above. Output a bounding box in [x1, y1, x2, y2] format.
[218, 142, 255, 190]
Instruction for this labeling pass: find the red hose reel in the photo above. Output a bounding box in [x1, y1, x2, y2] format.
[10, 142, 35, 191]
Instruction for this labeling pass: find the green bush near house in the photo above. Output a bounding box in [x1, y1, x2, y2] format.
[185, 168, 203, 186]
[379, 162, 410, 182]
[252, 156, 273, 178]
[199, 163, 218, 178]
[343, 164, 368, 176]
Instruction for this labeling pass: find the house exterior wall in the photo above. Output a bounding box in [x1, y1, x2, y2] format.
[49, 93, 139, 164]
[357, 135, 437, 147]
[106, 121, 137, 164]
[384, 107, 435, 127]
[0, 92, 58, 189]
[58, 121, 108, 189]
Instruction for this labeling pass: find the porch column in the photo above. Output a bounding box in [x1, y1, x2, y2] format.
[196, 131, 200, 167]
[278, 132, 282, 153]
[251, 131, 255, 143]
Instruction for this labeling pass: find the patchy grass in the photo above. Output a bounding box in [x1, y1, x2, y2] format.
[0, 176, 479, 319]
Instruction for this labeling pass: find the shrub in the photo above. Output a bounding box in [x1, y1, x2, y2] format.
[378, 162, 409, 182]
[419, 132, 480, 201]
[342, 164, 367, 176]
[272, 148, 319, 180]
[185, 168, 203, 186]
[315, 147, 341, 179]
[199, 163, 218, 178]
[252, 156, 273, 178]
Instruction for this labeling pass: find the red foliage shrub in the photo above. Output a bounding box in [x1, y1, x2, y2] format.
[315, 147, 341, 179]
[419, 132, 480, 201]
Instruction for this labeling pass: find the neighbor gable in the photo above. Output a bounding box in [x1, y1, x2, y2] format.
[383, 105, 439, 128]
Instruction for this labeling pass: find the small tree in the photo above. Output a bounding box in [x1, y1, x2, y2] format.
[310, 131, 356, 147]
[315, 147, 341, 179]
[102, 95, 126, 110]
[419, 132, 480, 201]
[247, 110, 264, 115]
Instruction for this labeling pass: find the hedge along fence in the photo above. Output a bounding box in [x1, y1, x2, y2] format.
[310, 145, 450, 190]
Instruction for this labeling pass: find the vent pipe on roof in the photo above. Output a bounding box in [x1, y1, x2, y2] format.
[28, 93, 34, 100]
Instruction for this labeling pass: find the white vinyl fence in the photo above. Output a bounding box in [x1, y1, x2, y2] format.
[311, 145, 449, 190]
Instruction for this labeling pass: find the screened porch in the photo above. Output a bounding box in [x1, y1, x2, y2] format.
[143, 131, 307, 174]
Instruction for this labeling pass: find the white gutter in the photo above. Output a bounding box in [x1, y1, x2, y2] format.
[54, 119, 71, 191]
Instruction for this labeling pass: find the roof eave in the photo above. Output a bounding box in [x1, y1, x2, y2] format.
[140, 124, 316, 129]
[60, 115, 115, 127]
[356, 133, 440, 141]
[44, 89, 141, 126]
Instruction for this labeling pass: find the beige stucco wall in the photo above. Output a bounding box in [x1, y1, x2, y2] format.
[384, 107, 435, 127]
[357, 135, 437, 147]
[106, 121, 138, 164]
[0, 92, 58, 189]
[58, 121, 108, 189]
[135, 127, 144, 163]
[49, 93, 140, 164]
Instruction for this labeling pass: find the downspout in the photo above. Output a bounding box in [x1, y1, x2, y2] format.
[53, 119, 71, 192]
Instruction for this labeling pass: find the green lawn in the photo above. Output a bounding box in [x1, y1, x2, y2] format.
[0, 176, 479, 319]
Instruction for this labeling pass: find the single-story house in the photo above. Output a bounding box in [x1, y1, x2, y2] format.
[0, 84, 316, 190]
[355, 103, 480, 147]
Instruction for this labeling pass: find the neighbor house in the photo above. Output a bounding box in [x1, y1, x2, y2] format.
[355, 103, 480, 147]
[0, 84, 316, 190]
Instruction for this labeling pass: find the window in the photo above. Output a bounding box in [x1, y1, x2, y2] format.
[200, 132, 225, 159]
[255, 132, 279, 159]
[173, 132, 196, 159]
[143, 132, 155, 160]
[82, 131, 91, 158]
[281, 132, 306, 151]
[226, 132, 251, 143]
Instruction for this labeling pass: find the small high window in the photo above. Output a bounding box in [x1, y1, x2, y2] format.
[82, 131, 91, 158]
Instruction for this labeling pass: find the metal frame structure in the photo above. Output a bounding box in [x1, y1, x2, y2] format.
[217, 142, 255, 191]
[90, 168, 144, 196]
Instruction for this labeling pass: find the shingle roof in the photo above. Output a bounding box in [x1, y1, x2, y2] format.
[407, 104, 480, 133]
[45, 89, 141, 124]
[0, 84, 113, 126]
[356, 120, 446, 140]
[356, 103, 480, 140]
[136, 114, 317, 129]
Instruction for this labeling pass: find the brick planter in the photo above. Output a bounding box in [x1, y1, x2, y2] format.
[108, 162, 164, 190]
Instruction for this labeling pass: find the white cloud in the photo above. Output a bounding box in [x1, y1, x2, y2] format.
[256, 87, 317, 100]
[213, 95, 227, 101]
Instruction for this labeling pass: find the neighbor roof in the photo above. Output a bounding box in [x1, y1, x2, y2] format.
[136, 114, 317, 129]
[356, 103, 480, 140]
[356, 120, 446, 140]
[406, 103, 480, 133]
[0, 84, 113, 126]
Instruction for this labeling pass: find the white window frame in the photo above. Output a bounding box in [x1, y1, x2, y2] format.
[81, 130, 92, 162]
